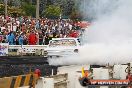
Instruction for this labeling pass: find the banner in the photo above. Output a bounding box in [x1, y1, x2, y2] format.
[79, 78, 130, 87]
[0, 43, 8, 56]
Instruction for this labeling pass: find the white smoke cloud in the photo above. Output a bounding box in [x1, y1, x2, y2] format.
[48, 0, 132, 65]
[48, 44, 132, 65]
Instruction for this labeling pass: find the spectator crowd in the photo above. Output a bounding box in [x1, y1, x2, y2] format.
[0, 15, 85, 45]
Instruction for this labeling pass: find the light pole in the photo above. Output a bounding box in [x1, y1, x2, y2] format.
[36, 0, 39, 19]
[4, 0, 8, 16]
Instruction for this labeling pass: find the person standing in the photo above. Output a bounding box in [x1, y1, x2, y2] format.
[18, 34, 24, 45]
[8, 31, 15, 45]
[28, 31, 37, 45]
[44, 33, 50, 45]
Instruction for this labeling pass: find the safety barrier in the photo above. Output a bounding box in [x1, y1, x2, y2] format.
[9, 45, 48, 55]
[9, 45, 48, 50]
[0, 74, 38, 88]
[0, 77, 12, 88]
[35, 74, 68, 88]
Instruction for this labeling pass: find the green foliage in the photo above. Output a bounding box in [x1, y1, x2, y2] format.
[21, 3, 36, 17]
[0, 4, 4, 14]
[43, 5, 61, 19]
[70, 8, 82, 21]
[0, 0, 82, 19]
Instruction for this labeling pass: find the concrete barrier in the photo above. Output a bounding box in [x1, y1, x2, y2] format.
[0, 74, 38, 88]
[113, 65, 128, 79]
[35, 74, 68, 88]
[0, 77, 12, 88]
[9, 45, 48, 55]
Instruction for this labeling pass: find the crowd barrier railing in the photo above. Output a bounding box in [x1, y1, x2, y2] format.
[8, 45, 48, 55]
[9, 45, 48, 50]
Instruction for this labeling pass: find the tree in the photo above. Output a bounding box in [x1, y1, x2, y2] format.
[43, 5, 61, 19]
[8, 6, 23, 17]
[70, 8, 82, 21]
[21, 3, 36, 17]
[0, 4, 4, 14]
[40, 0, 76, 18]
[8, 0, 21, 7]
[69, 0, 82, 20]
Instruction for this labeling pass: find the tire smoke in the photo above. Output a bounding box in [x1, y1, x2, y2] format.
[48, 0, 132, 65]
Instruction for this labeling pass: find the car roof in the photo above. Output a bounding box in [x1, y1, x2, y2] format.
[51, 38, 78, 40]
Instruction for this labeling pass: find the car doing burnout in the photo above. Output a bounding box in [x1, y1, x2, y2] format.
[44, 38, 80, 57]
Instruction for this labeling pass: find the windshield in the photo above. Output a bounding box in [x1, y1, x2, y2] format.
[49, 39, 77, 47]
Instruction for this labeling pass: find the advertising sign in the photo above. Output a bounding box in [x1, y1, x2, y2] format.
[89, 80, 129, 86]
[0, 43, 8, 56]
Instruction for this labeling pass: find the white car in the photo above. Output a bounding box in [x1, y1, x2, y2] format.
[44, 38, 80, 57]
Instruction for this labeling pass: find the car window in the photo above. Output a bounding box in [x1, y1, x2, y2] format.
[49, 39, 77, 47]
